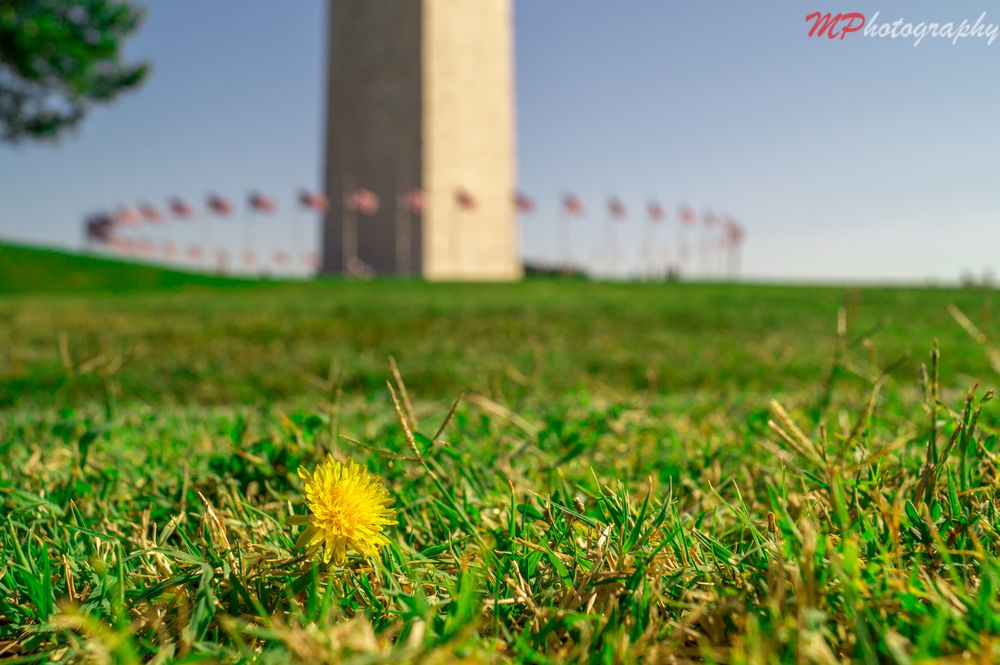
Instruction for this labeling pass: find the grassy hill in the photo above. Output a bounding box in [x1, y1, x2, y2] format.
[4, 243, 1000, 661]
[0, 241, 249, 293]
[0, 248, 996, 409]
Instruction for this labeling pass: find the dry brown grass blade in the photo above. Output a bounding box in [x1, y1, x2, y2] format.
[465, 392, 539, 436]
[432, 392, 464, 443]
[198, 491, 238, 573]
[948, 303, 1000, 373]
[948, 303, 987, 344]
[386, 380, 424, 465]
[843, 378, 883, 449]
[768, 400, 824, 469]
[58, 331, 73, 378]
[388, 355, 417, 428]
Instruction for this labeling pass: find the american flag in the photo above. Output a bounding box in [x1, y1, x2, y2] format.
[679, 205, 697, 227]
[85, 214, 114, 243]
[169, 197, 194, 219]
[114, 205, 142, 226]
[135, 237, 154, 255]
[647, 201, 665, 222]
[726, 219, 744, 244]
[248, 191, 276, 214]
[138, 202, 163, 223]
[514, 191, 535, 213]
[455, 188, 476, 210]
[608, 198, 627, 220]
[298, 190, 329, 213]
[403, 188, 425, 215]
[345, 187, 379, 216]
[207, 193, 233, 216]
[562, 194, 584, 216]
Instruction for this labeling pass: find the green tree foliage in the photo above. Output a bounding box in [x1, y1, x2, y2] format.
[0, 0, 148, 143]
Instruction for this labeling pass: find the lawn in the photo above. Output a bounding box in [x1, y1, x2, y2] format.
[3, 243, 1000, 662]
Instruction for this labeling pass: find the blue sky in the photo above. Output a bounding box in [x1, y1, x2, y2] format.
[1, 1, 999, 281]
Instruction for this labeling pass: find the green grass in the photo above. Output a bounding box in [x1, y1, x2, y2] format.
[3, 244, 1000, 662]
[0, 242, 249, 294]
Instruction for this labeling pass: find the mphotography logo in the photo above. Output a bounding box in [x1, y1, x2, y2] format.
[805, 11, 1000, 46]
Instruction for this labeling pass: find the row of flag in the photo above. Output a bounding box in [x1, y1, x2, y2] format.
[544, 194, 745, 244]
[83, 187, 747, 277]
[87, 189, 744, 231]
[86, 189, 328, 236]
[91, 237, 320, 271]
[83, 190, 331, 273]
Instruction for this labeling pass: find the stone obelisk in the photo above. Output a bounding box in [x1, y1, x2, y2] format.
[322, 0, 521, 280]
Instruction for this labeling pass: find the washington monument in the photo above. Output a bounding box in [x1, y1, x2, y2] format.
[322, 0, 521, 280]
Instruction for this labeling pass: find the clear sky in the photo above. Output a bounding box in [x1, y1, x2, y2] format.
[1, 1, 999, 282]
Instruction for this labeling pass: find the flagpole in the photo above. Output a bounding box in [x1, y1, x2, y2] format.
[508, 195, 516, 278]
[663, 216, 671, 279]
[642, 212, 653, 280]
[727, 235, 735, 279]
[686, 224, 693, 278]
[565, 210, 572, 274]
[728, 226, 743, 280]
[165, 212, 175, 268]
[698, 222, 707, 279]
[392, 170, 405, 277]
[244, 203, 255, 276]
[403, 203, 413, 277]
[395, 189, 410, 276]
[402, 188, 418, 277]
[341, 176, 348, 274]
[449, 192, 459, 276]
[344, 206, 357, 275]
[203, 211, 212, 273]
[717, 230, 726, 278]
[154, 210, 164, 266]
[342, 175, 357, 275]
[291, 202, 302, 278]
[557, 208, 568, 273]
[309, 201, 319, 276]
[605, 213, 616, 279]
[727, 235, 736, 279]
[454, 193, 462, 276]
[242, 201, 249, 272]
[676, 218, 685, 278]
[735, 237, 741, 279]
[710, 223, 718, 278]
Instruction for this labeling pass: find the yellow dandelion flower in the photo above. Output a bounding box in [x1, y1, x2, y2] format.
[293, 456, 396, 565]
